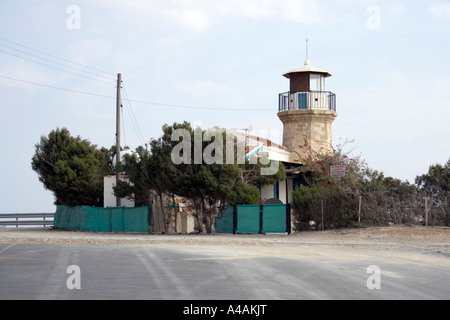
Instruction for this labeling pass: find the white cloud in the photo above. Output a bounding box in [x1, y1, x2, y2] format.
[180, 9, 211, 32]
[337, 72, 450, 181]
[176, 80, 231, 99]
[335, 73, 450, 182]
[175, 79, 250, 108]
[387, 4, 406, 16]
[212, 0, 327, 24]
[344, 73, 450, 141]
[96, 0, 329, 33]
[428, 3, 450, 19]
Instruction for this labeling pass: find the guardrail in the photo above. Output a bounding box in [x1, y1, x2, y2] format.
[0, 213, 54, 228]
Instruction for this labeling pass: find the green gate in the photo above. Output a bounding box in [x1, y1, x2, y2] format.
[262, 204, 287, 234]
[236, 205, 261, 234]
[215, 204, 290, 234]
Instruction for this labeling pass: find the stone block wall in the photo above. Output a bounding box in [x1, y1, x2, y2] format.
[278, 109, 338, 162]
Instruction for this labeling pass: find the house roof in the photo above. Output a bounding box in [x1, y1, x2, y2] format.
[220, 128, 294, 163]
[221, 128, 290, 152]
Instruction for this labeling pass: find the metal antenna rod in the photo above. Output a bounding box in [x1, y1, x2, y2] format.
[306, 39, 309, 60]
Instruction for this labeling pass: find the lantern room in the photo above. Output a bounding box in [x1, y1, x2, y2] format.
[279, 59, 336, 112]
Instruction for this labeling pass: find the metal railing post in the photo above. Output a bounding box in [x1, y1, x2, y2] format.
[279, 91, 336, 112]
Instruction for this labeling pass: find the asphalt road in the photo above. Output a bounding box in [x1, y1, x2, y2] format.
[1, 242, 449, 300]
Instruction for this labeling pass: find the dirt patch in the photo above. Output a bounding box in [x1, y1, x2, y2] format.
[291, 225, 450, 246]
[1, 225, 448, 249]
[1, 225, 449, 267]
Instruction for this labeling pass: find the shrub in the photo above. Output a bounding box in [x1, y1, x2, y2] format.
[290, 140, 437, 231]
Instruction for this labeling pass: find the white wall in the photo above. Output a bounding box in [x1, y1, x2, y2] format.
[279, 180, 287, 204]
[261, 184, 274, 202]
[103, 176, 135, 208]
[261, 180, 292, 204]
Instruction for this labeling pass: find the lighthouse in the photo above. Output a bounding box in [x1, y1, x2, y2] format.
[278, 59, 337, 162]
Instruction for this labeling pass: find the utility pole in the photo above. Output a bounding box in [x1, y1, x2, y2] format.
[116, 73, 122, 207]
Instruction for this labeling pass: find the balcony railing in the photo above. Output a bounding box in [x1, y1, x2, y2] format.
[279, 91, 336, 113]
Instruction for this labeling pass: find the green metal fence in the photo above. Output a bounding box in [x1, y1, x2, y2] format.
[262, 204, 288, 233]
[215, 204, 290, 234]
[236, 205, 261, 234]
[53, 205, 150, 233]
[214, 206, 234, 234]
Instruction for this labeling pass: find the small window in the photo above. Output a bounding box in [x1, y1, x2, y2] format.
[310, 74, 324, 91]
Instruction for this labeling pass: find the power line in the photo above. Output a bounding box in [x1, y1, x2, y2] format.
[0, 37, 275, 111]
[123, 99, 144, 146]
[122, 84, 147, 146]
[0, 36, 115, 76]
[0, 49, 114, 85]
[0, 75, 115, 99]
[124, 97, 273, 111]
[0, 43, 115, 84]
[0, 74, 274, 112]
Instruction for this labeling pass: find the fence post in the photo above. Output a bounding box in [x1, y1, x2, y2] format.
[424, 197, 428, 227]
[358, 196, 362, 224]
[232, 206, 237, 235]
[286, 203, 291, 235]
[321, 200, 324, 232]
[259, 205, 263, 234]
[122, 207, 125, 232]
[109, 207, 112, 232]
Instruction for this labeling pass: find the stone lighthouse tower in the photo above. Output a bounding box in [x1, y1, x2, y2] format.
[278, 59, 337, 162]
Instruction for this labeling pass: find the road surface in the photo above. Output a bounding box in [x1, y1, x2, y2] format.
[1, 228, 449, 300]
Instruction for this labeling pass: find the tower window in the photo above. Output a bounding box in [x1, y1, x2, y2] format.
[310, 74, 325, 91]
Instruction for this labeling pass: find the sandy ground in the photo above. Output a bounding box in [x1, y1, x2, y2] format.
[1, 225, 449, 246]
[1, 225, 449, 266]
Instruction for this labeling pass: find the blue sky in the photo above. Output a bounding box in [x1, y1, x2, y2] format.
[0, 0, 449, 213]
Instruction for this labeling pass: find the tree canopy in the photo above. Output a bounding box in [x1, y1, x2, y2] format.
[31, 126, 448, 231]
[292, 140, 450, 230]
[415, 159, 450, 225]
[416, 159, 450, 195]
[115, 122, 285, 233]
[31, 127, 112, 207]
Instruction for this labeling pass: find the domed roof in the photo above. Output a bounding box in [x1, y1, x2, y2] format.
[283, 59, 332, 78]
